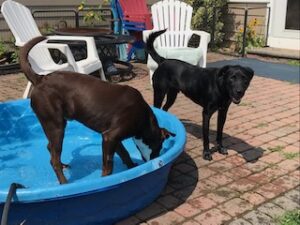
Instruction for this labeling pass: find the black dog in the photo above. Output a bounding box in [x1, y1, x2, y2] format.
[20, 36, 174, 184]
[146, 29, 254, 161]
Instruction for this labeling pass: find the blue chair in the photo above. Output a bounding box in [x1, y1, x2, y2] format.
[110, 0, 128, 61]
[112, 0, 152, 61]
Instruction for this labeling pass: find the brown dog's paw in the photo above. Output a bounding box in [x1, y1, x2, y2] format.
[203, 151, 213, 161]
[62, 163, 70, 169]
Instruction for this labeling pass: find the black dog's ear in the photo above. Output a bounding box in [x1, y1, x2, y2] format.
[243, 67, 254, 80]
[218, 65, 230, 77]
[161, 128, 176, 139]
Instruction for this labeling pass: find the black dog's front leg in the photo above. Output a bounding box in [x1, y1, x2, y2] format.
[216, 105, 230, 155]
[202, 110, 213, 160]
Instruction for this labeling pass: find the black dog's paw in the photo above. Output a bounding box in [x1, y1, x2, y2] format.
[218, 146, 228, 155]
[203, 151, 213, 161]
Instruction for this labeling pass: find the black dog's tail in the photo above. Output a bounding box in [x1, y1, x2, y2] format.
[146, 29, 167, 64]
[19, 36, 47, 85]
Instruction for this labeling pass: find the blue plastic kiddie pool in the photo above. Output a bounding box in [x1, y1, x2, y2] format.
[0, 99, 186, 225]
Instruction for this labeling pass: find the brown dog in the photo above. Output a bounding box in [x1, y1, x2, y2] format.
[20, 36, 174, 184]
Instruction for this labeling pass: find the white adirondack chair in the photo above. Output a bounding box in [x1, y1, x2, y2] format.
[143, 0, 211, 82]
[1, 0, 106, 98]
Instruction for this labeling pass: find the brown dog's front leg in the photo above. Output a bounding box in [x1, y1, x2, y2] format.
[216, 106, 230, 155]
[202, 110, 213, 161]
[116, 142, 137, 169]
[102, 135, 117, 176]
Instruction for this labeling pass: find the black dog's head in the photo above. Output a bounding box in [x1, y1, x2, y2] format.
[219, 65, 254, 104]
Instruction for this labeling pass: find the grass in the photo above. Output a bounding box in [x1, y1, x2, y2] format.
[287, 60, 300, 66]
[268, 145, 285, 152]
[238, 102, 254, 107]
[256, 122, 269, 128]
[282, 152, 300, 160]
[275, 210, 300, 225]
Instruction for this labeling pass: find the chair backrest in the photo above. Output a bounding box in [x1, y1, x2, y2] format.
[1, 0, 42, 46]
[1, 0, 59, 74]
[151, 0, 193, 48]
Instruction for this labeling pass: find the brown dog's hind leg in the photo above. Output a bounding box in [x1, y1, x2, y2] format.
[116, 142, 137, 169]
[44, 121, 68, 184]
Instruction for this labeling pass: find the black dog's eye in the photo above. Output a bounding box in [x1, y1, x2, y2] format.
[230, 75, 236, 81]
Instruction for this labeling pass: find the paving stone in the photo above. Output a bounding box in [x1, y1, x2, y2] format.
[157, 194, 183, 210]
[273, 196, 300, 211]
[257, 202, 286, 218]
[255, 183, 287, 199]
[147, 211, 185, 225]
[227, 218, 252, 225]
[174, 202, 201, 218]
[228, 178, 257, 193]
[218, 198, 253, 217]
[208, 173, 234, 186]
[181, 220, 201, 225]
[243, 210, 275, 225]
[188, 196, 217, 211]
[135, 202, 167, 221]
[284, 188, 300, 205]
[194, 208, 232, 225]
[241, 192, 266, 206]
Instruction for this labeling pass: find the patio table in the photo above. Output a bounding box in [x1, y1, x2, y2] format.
[51, 28, 135, 79]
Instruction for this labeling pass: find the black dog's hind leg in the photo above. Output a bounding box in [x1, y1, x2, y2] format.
[202, 110, 213, 161]
[153, 87, 166, 109]
[215, 105, 230, 155]
[116, 142, 137, 168]
[163, 89, 178, 111]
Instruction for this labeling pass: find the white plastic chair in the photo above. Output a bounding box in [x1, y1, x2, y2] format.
[143, 0, 211, 81]
[1, 0, 106, 98]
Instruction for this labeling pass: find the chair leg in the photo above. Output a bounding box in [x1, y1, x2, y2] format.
[99, 68, 107, 81]
[23, 82, 32, 99]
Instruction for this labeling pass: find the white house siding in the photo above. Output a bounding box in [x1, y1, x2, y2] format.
[229, 0, 300, 50]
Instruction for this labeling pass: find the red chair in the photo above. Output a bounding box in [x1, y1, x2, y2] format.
[118, 0, 152, 30]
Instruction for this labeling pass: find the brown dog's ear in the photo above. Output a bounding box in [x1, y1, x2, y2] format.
[218, 65, 230, 77]
[161, 128, 176, 139]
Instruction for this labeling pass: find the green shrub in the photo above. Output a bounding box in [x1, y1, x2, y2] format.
[185, 0, 228, 47]
[235, 18, 265, 53]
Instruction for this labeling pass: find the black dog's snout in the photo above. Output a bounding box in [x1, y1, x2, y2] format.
[236, 89, 243, 95]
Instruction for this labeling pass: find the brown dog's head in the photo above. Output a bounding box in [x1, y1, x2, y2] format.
[133, 127, 175, 161]
[219, 65, 254, 104]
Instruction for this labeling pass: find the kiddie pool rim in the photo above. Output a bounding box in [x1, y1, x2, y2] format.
[0, 99, 186, 203]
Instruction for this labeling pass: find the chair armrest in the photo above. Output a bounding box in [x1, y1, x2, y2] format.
[190, 30, 211, 49]
[35, 41, 78, 71]
[47, 35, 99, 60]
[190, 30, 211, 67]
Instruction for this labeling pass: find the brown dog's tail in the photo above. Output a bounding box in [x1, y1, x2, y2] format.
[146, 29, 167, 65]
[19, 36, 47, 85]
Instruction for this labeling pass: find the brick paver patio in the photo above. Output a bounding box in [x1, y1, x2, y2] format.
[0, 52, 299, 225]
